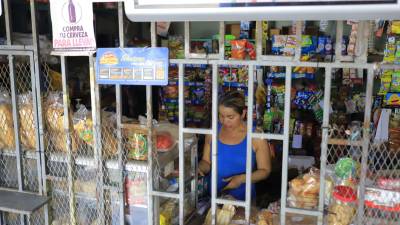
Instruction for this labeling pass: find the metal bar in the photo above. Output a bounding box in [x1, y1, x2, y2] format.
[211, 63, 218, 225]
[60, 56, 76, 225]
[294, 21, 302, 62]
[3, 0, 11, 45]
[357, 68, 374, 224]
[8, 55, 23, 191]
[327, 139, 363, 146]
[280, 66, 292, 225]
[182, 128, 212, 135]
[184, 21, 190, 58]
[317, 66, 332, 225]
[146, 83, 154, 225]
[150, 21, 159, 225]
[29, 0, 44, 198]
[251, 133, 284, 141]
[178, 63, 185, 225]
[0, 50, 33, 56]
[219, 22, 225, 59]
[9, 54, 26, 225]
[245, 65, 254, 222]
[285, 207, 322, 217]
[89, 54, 105, 225]
[215, 198, 247, 208]
[355, 21, 369, 64]
[256, 21, 262, 59]
[0, 45, 35, 50]
[260, 55, 294, 62]
[151, 191, 180, 199]
[169, 58, 374, 69]
[29, 0, 49, 223]
[117, 3, 125, 225]
[335, 21, 343, 63]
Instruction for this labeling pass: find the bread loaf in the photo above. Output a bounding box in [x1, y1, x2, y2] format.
[0, 103, 15, 149]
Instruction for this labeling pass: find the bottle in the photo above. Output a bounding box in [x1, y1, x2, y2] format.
[68, 0, 76, 23]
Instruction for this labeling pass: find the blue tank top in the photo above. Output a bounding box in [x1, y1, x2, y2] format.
[212, 125, 256, 200]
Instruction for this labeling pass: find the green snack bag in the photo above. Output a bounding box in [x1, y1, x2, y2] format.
[390, 70, 400, 92]
[379, 70, 393, 95]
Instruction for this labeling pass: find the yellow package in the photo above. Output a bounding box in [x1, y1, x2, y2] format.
[391, 21, 400, 34]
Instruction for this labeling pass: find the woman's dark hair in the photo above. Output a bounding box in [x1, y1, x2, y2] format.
[218, 91, 246, 115]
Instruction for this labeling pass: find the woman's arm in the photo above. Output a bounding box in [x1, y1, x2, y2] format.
[251, 138, 272, 182]
[223, 138, 271, 190]
[198, 134, 212, 176]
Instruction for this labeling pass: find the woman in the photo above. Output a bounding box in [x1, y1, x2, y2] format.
[199, 91, 272, 200]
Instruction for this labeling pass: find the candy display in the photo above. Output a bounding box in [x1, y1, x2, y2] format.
[160, 64, 212, 128]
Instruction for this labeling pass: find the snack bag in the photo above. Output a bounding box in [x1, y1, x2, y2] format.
[231, 39, 247, 60]
[45, 92, 78, 153]
[378, 70, 393, 95]
[0, 91, 15, 149]
[73, 105, 94, 146]
[390, 70, 400, 92]
[124, 123, 149, 161]
[18, 93, 36, 150]
[384, 36, 396, 63]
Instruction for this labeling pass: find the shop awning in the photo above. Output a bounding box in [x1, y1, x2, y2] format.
[124, 0, 400, 22]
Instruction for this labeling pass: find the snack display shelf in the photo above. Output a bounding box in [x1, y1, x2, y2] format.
[268, 72, 316, 79]
[168, 81, 205, 87]
[222, 82, 247, 88]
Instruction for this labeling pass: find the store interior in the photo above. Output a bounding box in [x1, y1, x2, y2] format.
[0, 1, 399, 225]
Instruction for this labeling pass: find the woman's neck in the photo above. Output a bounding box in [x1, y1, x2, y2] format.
[222, 122, 246, 134]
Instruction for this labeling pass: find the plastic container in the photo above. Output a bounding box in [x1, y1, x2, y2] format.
[327, 186, 357, 225]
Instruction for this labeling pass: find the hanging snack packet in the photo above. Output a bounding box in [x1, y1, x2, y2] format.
[391, 21, 400, 34]
[272, 35, 287, 55]
[391, 70, 400, 92]
[379, 70, 393, 95]
[316, 36, 326, 54]
[246, 41, 256, 60]
[384, 36, 396, 63]
[230, 39, 247, 60]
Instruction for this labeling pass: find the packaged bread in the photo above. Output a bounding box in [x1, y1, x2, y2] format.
[256, 209, 273, 225]
[73, 105, 119, 157]
[203, 203, 236, 225]
[0, 91, 15, 149]
[18, 93, 36, 151]
[287, 168, 320, 209]
[44, 92, 78, 153]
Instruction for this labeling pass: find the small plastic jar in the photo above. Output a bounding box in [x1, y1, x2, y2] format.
[327, 186, 357, 225]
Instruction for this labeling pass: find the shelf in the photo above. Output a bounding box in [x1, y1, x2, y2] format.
[168, 81, 206, 87]
[222, 82, 247, 88]
[267, 72, 315, 79]
[0, 149, 38, 160]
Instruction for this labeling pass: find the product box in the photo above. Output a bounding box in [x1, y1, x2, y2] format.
[365, 186, 400, 211]
[227, 24, 241, 39]
[270, 28, 281, 36]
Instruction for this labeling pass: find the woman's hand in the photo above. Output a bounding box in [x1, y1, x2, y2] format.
[222, 174, 245, 190]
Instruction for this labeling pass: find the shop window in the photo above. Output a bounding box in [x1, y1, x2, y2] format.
[189, 21, 220, 56]
[260, 21, 295, 58]
[157, 22, 185, 59]
[224, 22, 257, 60]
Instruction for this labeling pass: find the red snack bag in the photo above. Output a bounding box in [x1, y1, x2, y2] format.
[246, 41, 256, 60]
[231, 39, 247, 60]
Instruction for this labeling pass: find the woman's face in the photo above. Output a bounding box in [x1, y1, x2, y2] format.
[218, 105, 244, 129]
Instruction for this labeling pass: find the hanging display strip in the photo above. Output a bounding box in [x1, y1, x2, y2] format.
[95, 47, 169, 86]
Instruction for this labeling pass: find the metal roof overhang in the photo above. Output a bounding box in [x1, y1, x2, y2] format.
[124, 0, 400, 22]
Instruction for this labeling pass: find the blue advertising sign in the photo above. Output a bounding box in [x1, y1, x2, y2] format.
[96, 47, 169, 86]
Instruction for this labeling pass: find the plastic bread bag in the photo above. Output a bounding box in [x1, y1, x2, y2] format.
[18, 92, 36, 150]
[0, 90, 15, 149]
[288, 168, 320, 209]
[44, 92, 78, 153]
